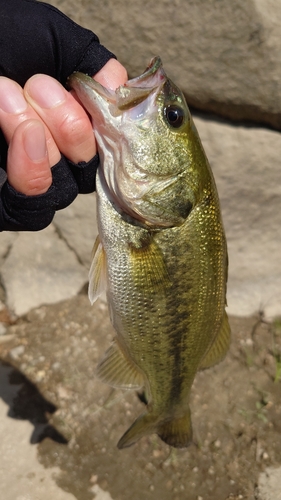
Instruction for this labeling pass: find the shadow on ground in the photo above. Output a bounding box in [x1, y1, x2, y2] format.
[0, 361, 67, 444]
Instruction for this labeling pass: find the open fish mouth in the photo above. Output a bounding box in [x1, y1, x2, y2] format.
[68, 56, 166, 112]
[115, 57, 166, 110]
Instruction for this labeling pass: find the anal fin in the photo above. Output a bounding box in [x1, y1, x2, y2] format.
[96, 339, 145, 390]
[199, 311, 231, 370]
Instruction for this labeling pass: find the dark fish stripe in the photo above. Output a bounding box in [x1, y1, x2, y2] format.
[165, 270, 192, 404]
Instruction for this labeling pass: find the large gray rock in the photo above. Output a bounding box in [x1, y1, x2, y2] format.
[0, 233, 16, 268]
[0, 225, 87, 316]
[1, 0, 280, 322]
[53, 193, 98, 268]
[47, 0, 281, 129]
[194, 115, 281, 319]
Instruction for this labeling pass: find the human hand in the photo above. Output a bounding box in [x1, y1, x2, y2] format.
[0, 59, 127, 196]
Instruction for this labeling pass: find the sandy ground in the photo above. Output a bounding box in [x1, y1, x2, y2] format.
[0, 294, 281, 500]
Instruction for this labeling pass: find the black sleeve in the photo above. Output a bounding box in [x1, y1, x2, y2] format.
[0, 0, 115, 231]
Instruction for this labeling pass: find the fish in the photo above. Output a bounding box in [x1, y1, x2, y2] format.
[68, 57, 230, 449]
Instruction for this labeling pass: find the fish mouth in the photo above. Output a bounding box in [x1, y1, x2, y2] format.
[68, 56, 166, 113]
[115, 57, 166, 110]
[128, 56, 163, 86]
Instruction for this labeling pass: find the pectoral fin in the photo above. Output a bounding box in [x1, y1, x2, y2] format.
[199, 311, 231, 370]
[88, 235, 107, 304]
[129, 238, 170, 290]
[96, 339, 145, 390]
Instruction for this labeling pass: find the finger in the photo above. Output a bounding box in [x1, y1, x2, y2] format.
[94, 59, 128, 90]
[7, 119, 52, 195]
[24, 75, 96, 164]
[0, 77, 60, 167]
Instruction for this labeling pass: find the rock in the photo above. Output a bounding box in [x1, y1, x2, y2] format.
[1, 1, 280, 324]
[0, 225, 87, 316]
[53, 193, 98, 268]
[53, 0, 281, 129]
[90, 484, 114, 500]
[0, 324, 6, 336]
[0, 232, 17, 267]
[9, 345, 25, 360]
[257, 467, 281, 500]
[194, 115, 281, 319]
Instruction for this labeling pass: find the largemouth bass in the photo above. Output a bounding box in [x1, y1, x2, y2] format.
[68, 57, 230, 449]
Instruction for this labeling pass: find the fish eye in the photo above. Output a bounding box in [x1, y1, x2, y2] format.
[164, 105, 185, 128]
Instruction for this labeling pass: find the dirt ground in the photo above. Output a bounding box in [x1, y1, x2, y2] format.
[0, 292, 281, 500]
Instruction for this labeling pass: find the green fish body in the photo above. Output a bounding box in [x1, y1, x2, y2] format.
[69, 57, 230, 449]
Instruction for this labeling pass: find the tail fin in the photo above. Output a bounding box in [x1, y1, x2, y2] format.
[117, 409, 192, 449]
[157, 410, 192, 448]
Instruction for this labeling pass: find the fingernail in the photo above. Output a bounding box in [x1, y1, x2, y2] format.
[23, 121, 47, 161]
[27, 75, 66, 108]
[0, 78, 27, 113]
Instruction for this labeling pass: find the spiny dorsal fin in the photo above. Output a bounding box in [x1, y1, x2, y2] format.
[199, 311, 231, 370]
[96, 339, 145, 390]
[88, 235, 107, 305]
[128, 238, 171, 291]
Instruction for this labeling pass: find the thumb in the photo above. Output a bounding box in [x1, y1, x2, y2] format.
[7, 119, 53, 195]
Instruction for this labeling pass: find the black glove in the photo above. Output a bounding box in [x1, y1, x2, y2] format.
[0, 0, 115, 231]
[0, 155, 99, 231]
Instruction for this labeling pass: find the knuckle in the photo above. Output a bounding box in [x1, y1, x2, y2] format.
[25, 172, 52, 195]
[57, 112, 92, 146]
